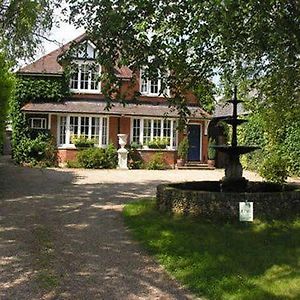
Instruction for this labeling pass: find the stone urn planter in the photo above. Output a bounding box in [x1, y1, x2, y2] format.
[117, 134, 128, 169]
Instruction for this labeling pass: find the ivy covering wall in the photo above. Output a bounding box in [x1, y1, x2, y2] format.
[10, 75, 69, 164]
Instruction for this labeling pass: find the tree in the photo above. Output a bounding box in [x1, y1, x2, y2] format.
[0, 0, 60, 61]
[67, 0, 299, 114]
[0, 54, 14, 151]
[0, 0, 60, 151]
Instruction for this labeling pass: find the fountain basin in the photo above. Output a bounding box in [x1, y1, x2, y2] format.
[156, 181, 300, 221]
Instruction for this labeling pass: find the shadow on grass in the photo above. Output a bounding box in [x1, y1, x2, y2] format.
[123, 199, 300, 300]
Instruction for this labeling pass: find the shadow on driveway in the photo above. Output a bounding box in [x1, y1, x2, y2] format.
[0, 157, 194, 299]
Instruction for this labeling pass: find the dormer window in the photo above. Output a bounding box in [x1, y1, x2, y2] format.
[69, 40, 100, 94]
[140, 69, 169, 97]
[70, 62, 101, 93]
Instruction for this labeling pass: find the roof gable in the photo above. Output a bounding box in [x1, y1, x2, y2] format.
[18, 33, 132, 79]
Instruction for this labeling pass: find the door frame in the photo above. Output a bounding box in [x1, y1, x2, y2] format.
[187, 123, 202, 161]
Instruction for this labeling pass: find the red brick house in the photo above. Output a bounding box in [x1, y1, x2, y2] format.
[19, 34, 211, 167]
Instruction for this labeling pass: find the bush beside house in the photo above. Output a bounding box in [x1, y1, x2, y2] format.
[76, 144, 117, 169]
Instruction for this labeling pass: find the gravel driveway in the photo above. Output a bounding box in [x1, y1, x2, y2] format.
[0, 156, 261, 300]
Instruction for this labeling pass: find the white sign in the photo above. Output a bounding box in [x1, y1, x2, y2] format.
[239, 202, 253, 222]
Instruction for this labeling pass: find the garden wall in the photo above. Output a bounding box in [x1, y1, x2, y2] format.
[157, 182, 300, 220]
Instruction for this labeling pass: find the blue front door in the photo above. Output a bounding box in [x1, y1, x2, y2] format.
[187, 125, 201, 161]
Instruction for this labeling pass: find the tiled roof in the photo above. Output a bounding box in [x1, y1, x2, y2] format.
[18, 33, 132, 79]
[22, 101, 210, 119]
[213, 102, 248, 118]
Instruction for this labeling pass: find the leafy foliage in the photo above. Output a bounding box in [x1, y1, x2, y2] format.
[238, 114, 300, 181]
[127, 143, 143, 169]
[77, 144, 117, 169]
[67, 0, 298, 118]
[208, 138, 216, 160]
[282, 121, 300, 175]
[71, 135, 95, 148]
[177, 137, 189, 159]
[13, 131, 57, 167]
[15, 76, 69, 104]
[0, 54, 14, 151]
[10, 76, 69, 164]
[146, 153, 167, 170]
[147, 137, 169, 149]
[0, 0, 60, 61]
[259, 151, 289, 184]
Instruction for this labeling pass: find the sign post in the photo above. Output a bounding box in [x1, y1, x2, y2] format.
[239, 202, 253, 222]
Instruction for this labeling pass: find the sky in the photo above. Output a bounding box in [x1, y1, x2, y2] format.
[35, 20, 84, 60]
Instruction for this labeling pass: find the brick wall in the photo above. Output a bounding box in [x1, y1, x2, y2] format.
[139, 150, 177, 169]
[57, 149, 78, 164]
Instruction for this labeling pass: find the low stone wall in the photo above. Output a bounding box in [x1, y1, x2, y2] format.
[156, 181, 300, 220]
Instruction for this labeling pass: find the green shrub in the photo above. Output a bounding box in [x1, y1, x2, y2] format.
[66, 160, 81, 168]
[259, 151, 289, 184]
[77, 148, 106, 169]
[208, 138, 216, 160]
[104, 143, 118, 168]
[146, 153, 167, 170]
[282, 121, 300, 176]
[13, 132, 57, 167]
[130, 142, 142, 149]
[77, 144, 117, 169]
[147, 137, 169, 149]
[238, 114, 267, 171]
[177, 137, 189, 159]
[127, 144, 144, 169]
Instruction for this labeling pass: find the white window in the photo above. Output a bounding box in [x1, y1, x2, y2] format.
[140, 69, 169, 97]
[132, 119, 141, 143]
[131, 118, 177, 149]
[29, 118, 47, 129]
[70, 62, 100, 93]
[58, 115, 108, 147]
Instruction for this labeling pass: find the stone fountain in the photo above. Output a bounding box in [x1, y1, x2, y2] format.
[214, 86, 259, 192]
[156, 86, 300, 221]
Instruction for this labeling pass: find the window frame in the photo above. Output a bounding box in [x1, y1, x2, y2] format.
[29, 117, 47, 129]
[70, 60, 101, 94]
[139, 69, 170, 97]
[57, 114, 109, 148]
[130, 117, 178, 150]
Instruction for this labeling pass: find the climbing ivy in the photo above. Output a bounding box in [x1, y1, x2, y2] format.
[10, 75, 70, 164]
[15, 76, 70, 105]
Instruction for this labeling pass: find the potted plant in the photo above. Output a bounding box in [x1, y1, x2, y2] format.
[208, 137, 216, 167]
[177, 137, 189, 167]
[71, 135, 95, 149]
[147, 137, 169, 149]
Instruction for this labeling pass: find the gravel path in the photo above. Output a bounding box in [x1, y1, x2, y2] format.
[0, 156, 262, 300]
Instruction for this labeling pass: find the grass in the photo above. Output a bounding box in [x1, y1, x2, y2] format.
[123, 199, 300, 300]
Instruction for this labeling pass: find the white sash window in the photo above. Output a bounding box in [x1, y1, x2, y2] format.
[58, 115, 108, 148]
[131, 118, 177, 149]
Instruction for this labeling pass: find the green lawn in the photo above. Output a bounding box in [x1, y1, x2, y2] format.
[123, 199, 300, 300]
